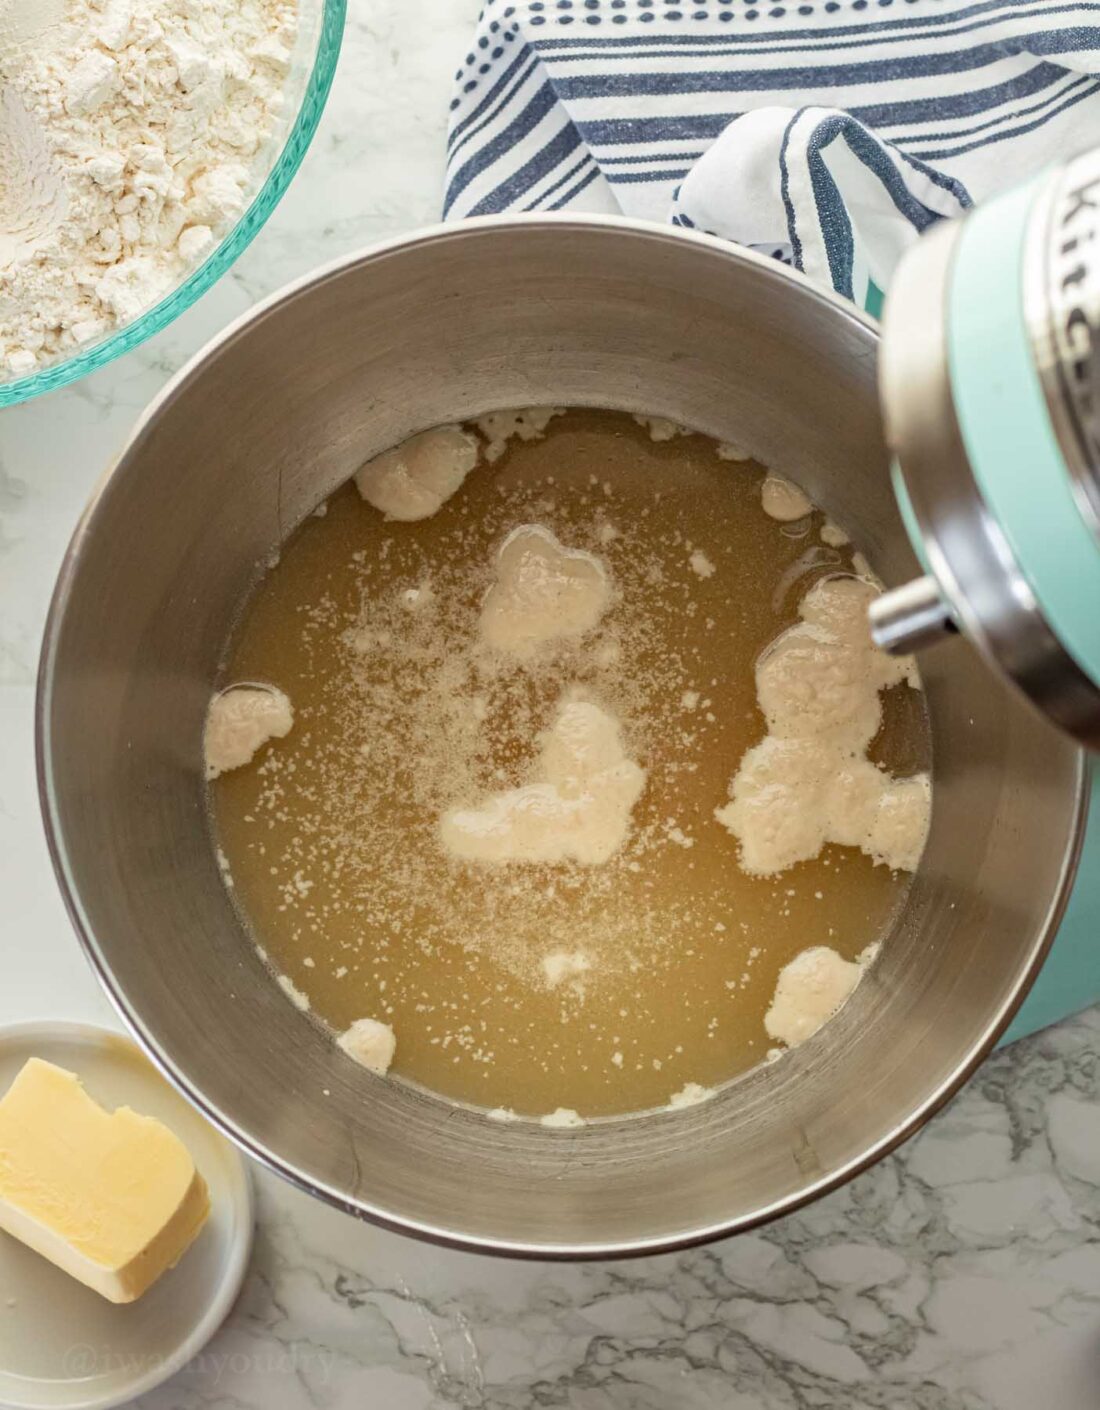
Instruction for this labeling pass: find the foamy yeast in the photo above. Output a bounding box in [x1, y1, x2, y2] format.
[668, 1081, 714, 1108]
[355, 425, 481, 522]
[760, 475, 813, 522]
[765, 944, 877, 1048]
[542, 950, 592, 988]
[440, 694, 645, 866]
[204, 685, 293, 780]
[632, 414, 692, 442]
[716, 576, 931, 876]
[475, 408, 564, 463]
[338, 1018, 397, 1075]
[479, 524, 611, 659]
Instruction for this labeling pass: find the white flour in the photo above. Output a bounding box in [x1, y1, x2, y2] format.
[0, 0, 297, 377]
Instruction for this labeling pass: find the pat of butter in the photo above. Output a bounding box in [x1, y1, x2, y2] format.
[0, 1058, 210, 1303]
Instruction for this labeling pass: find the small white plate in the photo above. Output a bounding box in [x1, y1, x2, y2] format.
[0, 1021, 254, 1410]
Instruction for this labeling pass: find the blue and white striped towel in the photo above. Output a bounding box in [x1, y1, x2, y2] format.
[444, 0, 1100, 309]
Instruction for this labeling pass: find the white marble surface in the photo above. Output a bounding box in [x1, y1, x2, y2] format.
[3, 3, 1100, 1406]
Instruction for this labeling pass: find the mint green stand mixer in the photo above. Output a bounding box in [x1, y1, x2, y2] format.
[872, 154, 1100, 1041]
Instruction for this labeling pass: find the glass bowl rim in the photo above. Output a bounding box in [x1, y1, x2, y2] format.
[0, 0, 347, 411]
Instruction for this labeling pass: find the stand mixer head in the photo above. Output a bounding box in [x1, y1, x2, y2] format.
[870, 152, 1100, 750]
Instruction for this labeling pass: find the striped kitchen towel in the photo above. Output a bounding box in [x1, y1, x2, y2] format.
[444, 0, 1100, 308]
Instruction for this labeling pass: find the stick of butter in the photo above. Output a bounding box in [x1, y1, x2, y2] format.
[0, 1057, 210, 1303]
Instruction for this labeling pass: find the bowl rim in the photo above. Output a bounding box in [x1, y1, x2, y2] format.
[34, 213, 1092, 1259]
[0, 0, 347, 411]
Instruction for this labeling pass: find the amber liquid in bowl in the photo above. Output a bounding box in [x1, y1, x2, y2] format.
[211, 411, 929, 1117]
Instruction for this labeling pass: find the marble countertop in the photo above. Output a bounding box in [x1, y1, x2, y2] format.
[3, 3, 1100, 1406]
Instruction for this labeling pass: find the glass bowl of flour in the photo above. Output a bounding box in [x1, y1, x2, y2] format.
[0, 0, 344, 407]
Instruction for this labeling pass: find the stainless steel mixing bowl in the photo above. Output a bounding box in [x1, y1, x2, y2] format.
[37, 217, 1088, 1258]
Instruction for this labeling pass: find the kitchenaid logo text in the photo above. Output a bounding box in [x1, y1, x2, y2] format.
[1048, 165, 1100, 472]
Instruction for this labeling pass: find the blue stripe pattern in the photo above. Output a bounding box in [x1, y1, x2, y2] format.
[445, 0, 1100, 307]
